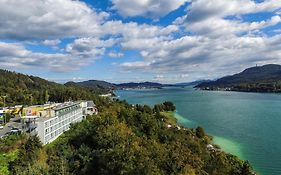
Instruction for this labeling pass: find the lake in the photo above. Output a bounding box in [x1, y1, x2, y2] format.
[116, 87, 281, 175]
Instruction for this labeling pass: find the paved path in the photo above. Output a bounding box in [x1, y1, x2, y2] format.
[0, 117, 22, 138]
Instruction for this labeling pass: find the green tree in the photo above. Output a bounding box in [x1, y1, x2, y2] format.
[9, 136, 42, 174]
[44, 90, 50, 103]
[196, 126, 205, 138]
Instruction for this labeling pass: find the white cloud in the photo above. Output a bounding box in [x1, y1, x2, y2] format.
[0, 42, 92, 72]
[1, 0, 281, 82]
[66, 37, 118, 58]
[121, 61, 151, 70]
[111, 0, 189, 18]
[118, 0, 281, 81]
[0, 37, 121, 72]
[0, 0, 180, 73]
[108, 52, 124, 58]
[185, 15, 281, 37]
[176, 0, 281, 37]
[0, 0, 180, 41]
[42, 39, 61, 46]
[0, 0, 108, 40]
[185, 0, 281, 23]
[152, 74, 191, 83]
[121, 33, 281, 80]
[273, 29, 281, 33]
[102, 21, 179, 39]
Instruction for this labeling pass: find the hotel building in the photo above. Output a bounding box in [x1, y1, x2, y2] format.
[36, 102, 84, 145]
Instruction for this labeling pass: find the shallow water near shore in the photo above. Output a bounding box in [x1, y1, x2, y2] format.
[173, 112, 245, 160]
[213, 136, 245, 160]
[173, 112, 195, 126]
[116, 86, 281, 175]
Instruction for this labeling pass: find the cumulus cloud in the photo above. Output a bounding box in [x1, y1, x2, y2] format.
[111, 0, 189, 18]
[0, 0, 108, 40]
[108, 52, 124, 58]
[120, 0, 281, 81]
[121, 34, 281, 79]
[176, 0, 281, 37]
[0, 42, 91, 72]
[0, 0, 180, 40]
[1, 0, 281, 82]
[42, 39, 61, 46]
[185, 0, 281, 23]
[102, 21, 179, 39]
[185, 15, 281, 37]
[0, 0, 179, 73]
[153, 74, 190, 83]
[66, 37, 118, 58]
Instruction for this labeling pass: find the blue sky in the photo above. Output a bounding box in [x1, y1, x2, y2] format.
[0, 0, 281, 83]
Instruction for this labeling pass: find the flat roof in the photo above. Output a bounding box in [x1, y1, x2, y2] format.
[53, 102, 80, 111]
[87, 101, 96, 107]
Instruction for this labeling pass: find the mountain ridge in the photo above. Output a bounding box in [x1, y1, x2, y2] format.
[0, 69, 105, 106]
[196, 64, 281, 92]
[66, 80, 211, 90]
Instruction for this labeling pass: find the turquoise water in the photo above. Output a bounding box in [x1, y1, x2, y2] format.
[116, 87, 281, 175]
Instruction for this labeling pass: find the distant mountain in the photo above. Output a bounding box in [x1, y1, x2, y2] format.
[67, 80, 170, 90]
[65, 80, 116, 92]
[174, 80, 212, 87]
[116, 82, 163, 89]
[67, 79, 213, 91]
[66, 80, 165, 90]
[196, 64, 281, 92]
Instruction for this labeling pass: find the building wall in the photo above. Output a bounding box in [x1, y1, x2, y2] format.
[37, 103, 83, 145]
[79, 101, 98, 116]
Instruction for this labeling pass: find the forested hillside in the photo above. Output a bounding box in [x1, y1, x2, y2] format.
[196, 64, 281, 92]
[65, 80, 115, 94]
[116, 82, 164, 89]
[66, 81, 165, 90]
[0, 70, 254, 175]
[1, 99, 254, 175]
[0, 69, 106, 106]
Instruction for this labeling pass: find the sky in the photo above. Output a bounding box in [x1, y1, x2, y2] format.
[0, 0, 281, 83]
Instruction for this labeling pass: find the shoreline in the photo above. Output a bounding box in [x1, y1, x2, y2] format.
[212, 135, 245, 160]
[116, 89, 270, 175]
[171, 112, 246, 160]
[197, 88, 281, 94]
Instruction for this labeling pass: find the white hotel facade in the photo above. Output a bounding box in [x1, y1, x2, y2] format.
[23, 101, 97, 145]
[36, 102, 83, 145]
